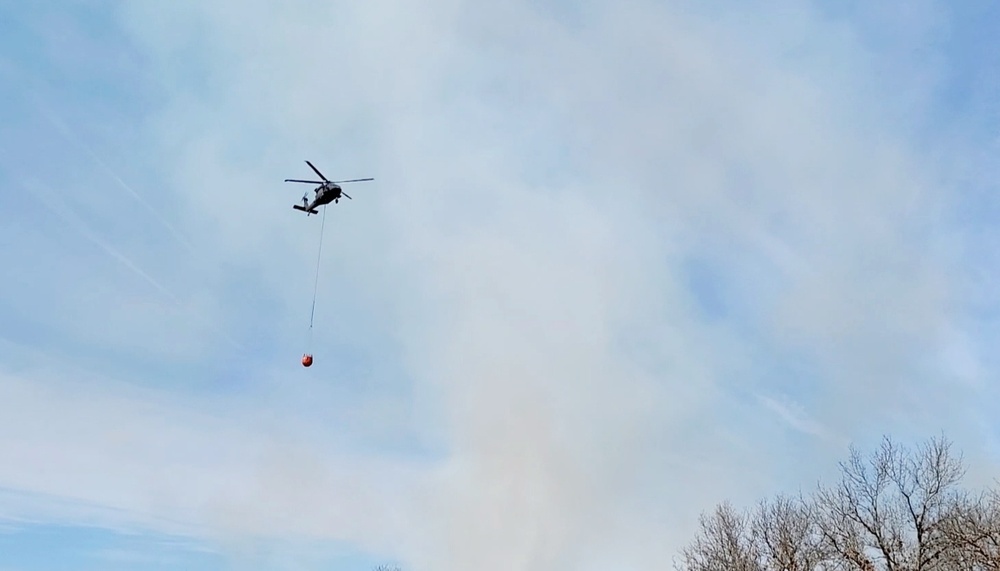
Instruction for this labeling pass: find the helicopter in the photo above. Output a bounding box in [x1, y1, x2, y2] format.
[284, 160, 373, 215]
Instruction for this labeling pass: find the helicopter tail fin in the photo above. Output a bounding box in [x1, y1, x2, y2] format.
[293, 204, 320, 215]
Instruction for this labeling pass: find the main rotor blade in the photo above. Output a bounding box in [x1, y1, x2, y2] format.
[305, 160, 329, 182]
[332, 178, 374, 183]
[285, 179, 323, 184]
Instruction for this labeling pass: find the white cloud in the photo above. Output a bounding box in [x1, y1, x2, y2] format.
[757, 393, 844, 445]
[2, 0, 998, 569]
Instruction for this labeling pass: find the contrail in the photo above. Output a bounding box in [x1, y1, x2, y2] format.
[29, 96, 198, 254]
[23, 180, 247, 353]
[24, 179, 180, 303]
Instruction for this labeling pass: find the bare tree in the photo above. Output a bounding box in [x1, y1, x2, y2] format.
[678, 501, 763, 571]
[937, 489, 1000, 570]
[813, 435, 965, 571]
[752, 494, 826, 571]
[675, 435, 999, 571]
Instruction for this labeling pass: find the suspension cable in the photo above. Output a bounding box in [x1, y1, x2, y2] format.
[307, 206, 327, 349]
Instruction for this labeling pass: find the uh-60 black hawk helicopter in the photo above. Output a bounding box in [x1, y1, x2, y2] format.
[284, 160, 373, 216]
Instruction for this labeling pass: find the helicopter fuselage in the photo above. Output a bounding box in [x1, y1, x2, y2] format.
[299, 183, 343, 215]
[312, 183, 343, 207]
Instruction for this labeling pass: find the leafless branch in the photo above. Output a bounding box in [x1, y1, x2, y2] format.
[677, 435, 997, 571]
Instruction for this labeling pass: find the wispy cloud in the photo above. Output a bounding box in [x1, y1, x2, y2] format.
[27, 95, 198, 255]
[757, 393, 845, 446]
[21, 178, 180, 303]
[20, 178, 246, 352]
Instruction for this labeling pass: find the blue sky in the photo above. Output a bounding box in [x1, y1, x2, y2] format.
[2, 1, 1000, 570]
